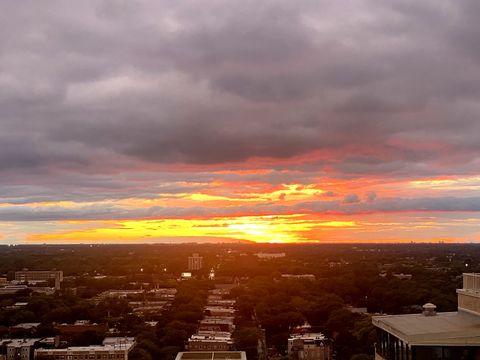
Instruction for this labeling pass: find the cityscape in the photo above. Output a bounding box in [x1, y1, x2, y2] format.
[1, 244, 480, 360]
[2, 1, 480, 360]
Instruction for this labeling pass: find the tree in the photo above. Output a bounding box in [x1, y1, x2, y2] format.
[350, 354, 373, 360]
[129, 348, 152, 360]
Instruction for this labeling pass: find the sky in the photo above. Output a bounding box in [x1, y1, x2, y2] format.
[1, 0, 480, 244]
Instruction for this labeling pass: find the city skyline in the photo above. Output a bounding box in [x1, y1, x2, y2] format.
[1, 1, 480, 243]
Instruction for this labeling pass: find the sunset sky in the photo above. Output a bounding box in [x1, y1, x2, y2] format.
[1, 1, 480, 244]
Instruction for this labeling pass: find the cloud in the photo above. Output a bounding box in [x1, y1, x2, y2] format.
[2, 195, 480, 222]
[1, 0, 480, 242]
[344, 194, 360, 204]
[0, 1, 480, 173]
[366, 191, 377, 202]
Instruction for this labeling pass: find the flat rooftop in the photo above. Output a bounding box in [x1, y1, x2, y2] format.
[175, 352, 246, 360]
[373, 310, 480, 346]
[36, 344, 134, 353]
[288, 333, 327, 341]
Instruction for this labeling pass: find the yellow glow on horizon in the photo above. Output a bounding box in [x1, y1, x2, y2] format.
[26, 214, 359, 244]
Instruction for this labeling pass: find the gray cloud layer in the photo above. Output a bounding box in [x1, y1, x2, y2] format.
[1, 0, 480, 209]
[2, 196, 480, 222]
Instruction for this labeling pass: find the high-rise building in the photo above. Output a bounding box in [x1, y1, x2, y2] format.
[188, 253, 203, 271]
[373, 273, 480, 360]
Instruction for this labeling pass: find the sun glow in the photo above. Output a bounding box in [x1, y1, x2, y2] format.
[26, 214, 360, 244]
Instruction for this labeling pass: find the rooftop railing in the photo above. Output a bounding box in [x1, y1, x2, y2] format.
[463, 273, 480, 293]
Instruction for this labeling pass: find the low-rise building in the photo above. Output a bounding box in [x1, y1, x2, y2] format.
[206, 300, 236, 307]
[96, 290, 144, 300]
[0, 285, 28, 295]
[373, 273, 480, 360]
[102, 338, 135, 347]
[14, 271, 63, 290]
[4, 338, 40, 360]
[35, 342, 134, 360]
[10, 323, 41, 337]
[204, 307, 235, 317]
[287, 333, 332, 360]
[199, 317, 235, 333]
[187, 334, 234, 351]
[175, 351, 246, 360]
[54, 321, 108, 342]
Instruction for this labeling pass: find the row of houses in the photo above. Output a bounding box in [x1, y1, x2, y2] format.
[187, 286, 237, 352]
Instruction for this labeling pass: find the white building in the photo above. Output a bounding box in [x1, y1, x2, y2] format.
[188, 254, 203, 271]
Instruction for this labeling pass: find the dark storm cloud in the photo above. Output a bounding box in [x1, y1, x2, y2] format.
[1, 0, 480, 203]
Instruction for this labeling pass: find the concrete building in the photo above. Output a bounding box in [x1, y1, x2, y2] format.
[287, 333, 332, 360]
[188, 254, 203, 271]
[96, 290, 144, 300]
[4, 339, 40, 360]
[199, 317, 235, 333]
[206, 299, 236, 307]
[175, 352, 246, 360]
[254, 253, 285, 259]
[35, 339, 134, 360]
[373, 273, 480, 360]
[204, 306, 235, 317]
[54, 321, 108, 342]
[0, 286, 28, 295]
[14, 271, 63, 290]
[102, 338, 135, 346]
[187, 334, 234, 351]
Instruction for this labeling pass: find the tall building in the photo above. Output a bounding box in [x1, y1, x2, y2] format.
[14, 270, 63, 290]
[373, 273, 480, 360]
[287, 333, 332, 360]
[188, 253, 203, 271]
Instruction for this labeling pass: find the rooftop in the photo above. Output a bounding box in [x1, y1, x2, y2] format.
[5, 338, 41, 347]
[36, 343, 134, 353]
[288, 333, 327, 341]
[189, 334, 233, 342]
[372, 310, 480, 346]
[175, 352, 246, 360]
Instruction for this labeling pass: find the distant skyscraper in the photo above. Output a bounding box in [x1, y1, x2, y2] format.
[188, 253, 203, 271]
